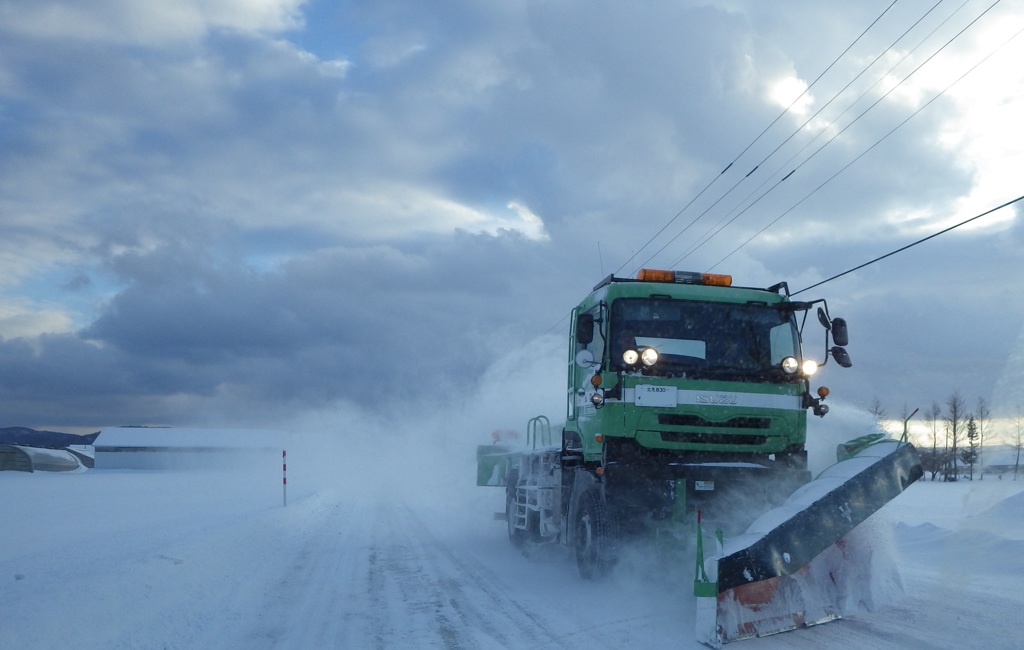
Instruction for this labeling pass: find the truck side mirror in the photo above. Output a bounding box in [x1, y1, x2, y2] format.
[575, 349, 599, 368]
[575, 313, 594, 345]
[817, 307, 831, 330]
[831, 346, 852, 368]
[831, 318, 849, 347]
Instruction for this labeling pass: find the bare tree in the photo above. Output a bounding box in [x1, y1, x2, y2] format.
[868, 396, 888, 433]
[924, 402, 943, 481]
[976, 397, 989, 480]
[944, 391, 965, 481]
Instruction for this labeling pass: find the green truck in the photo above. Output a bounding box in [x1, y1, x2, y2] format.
[478, 268, 922, 646]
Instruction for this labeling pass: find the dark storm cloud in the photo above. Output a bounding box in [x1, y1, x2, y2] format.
[0, 230, 567, 426]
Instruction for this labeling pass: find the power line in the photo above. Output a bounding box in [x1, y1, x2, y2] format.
[613, 0, 901, 277]
[709, 12, 1023, 270]
[725, 0, 902, 169]
[545, 3, 1019, 336]
[546, 192, 1024, 337]
[792, 193, 1024, 296]
[664, 0, 963, 269]
[692, 0, 1001, 269]
[725, 0, 949, 205]
[640, 0, 951, 274]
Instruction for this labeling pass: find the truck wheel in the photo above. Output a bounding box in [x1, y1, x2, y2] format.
[575, 488, 616, 579]
[506, 475, 527, 549]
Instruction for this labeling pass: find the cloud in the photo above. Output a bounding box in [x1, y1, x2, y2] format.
[278, 185, 549, 241]
[0, 229, 566, 426]
[0, 0, 1022, 429]
[0, 0, 306, 45]
[0, 301, 75, 341]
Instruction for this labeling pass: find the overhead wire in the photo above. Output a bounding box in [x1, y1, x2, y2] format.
[545, 1, 1018, 336]
[733, 0, 948, 187]
[791, 194, 1024, 296]
[665, 0, 969, 269]
[686, 0, 1001, 269]
[612, 0, 902, 278]
[708, 10, 1024, 271]
[640, 0, 950, 272]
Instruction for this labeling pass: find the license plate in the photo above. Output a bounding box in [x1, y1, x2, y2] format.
[635, 384, 677, 407]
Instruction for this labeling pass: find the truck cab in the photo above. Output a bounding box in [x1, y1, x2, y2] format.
[483, 268, 852, 578]
[564, 271, 847, 539]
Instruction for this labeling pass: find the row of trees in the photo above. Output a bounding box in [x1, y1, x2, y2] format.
[869, 392, 1024, 481]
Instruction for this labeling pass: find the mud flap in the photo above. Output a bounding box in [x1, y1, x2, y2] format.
[695, 440, 922, 647]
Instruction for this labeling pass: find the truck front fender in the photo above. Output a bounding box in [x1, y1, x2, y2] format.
[564, 468, 602, 546]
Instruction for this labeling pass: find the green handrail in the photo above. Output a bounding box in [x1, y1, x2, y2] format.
[527, 415, 552, 449]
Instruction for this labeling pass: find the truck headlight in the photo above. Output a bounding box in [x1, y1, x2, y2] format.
[641, 347, 659, 366]
[781, 356, 799, 374]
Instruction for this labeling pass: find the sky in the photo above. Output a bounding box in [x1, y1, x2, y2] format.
[1, 0, 1023, 433]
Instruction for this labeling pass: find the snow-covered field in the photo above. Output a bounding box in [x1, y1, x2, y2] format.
[4, 431, 1024, 650]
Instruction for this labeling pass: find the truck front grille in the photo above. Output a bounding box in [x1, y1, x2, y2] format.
[659, 432, 769, 445]
[657, 414, 771, 429]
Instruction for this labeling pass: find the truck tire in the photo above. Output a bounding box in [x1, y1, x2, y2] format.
[575, 488, 616, 579]
[506, 473, 527, 549]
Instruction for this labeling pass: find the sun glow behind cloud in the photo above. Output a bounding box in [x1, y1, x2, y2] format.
[767, 76, 813, 116]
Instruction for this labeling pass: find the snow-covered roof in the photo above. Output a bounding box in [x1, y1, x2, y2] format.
[94, 427, 286, 450]
[979, 445, 1023, 468]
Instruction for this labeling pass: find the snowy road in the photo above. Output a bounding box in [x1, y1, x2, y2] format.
[3, 460, 1024, 649]
[214, 496, 691, 649]
[240, 500, 579, 649]
[232, 485, 1024, 650]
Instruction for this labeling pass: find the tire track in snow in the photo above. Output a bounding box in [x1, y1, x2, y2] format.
[240, 499, 379, 649]
[365, 501, 568, 649]
[241, 496, 577, 649]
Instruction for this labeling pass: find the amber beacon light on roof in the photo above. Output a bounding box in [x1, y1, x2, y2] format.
[636, 268, 733, 286]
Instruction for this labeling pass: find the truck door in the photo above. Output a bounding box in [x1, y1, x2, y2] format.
[569, 305, 605, 422]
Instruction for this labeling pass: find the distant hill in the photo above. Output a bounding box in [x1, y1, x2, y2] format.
[0, 427, 101, 449]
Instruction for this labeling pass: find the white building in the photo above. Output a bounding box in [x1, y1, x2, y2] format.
[93, 427, 287, 470]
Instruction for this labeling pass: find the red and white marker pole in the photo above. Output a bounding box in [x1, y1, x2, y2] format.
[282, 449, 288, 507]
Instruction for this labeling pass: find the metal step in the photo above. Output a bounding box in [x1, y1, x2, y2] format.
[515, 490, 528, 529]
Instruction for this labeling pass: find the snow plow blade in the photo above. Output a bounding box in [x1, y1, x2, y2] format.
[695, 439, 923, 647]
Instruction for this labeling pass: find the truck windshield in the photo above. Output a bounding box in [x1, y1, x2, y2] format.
[610, 298, 800, 381]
